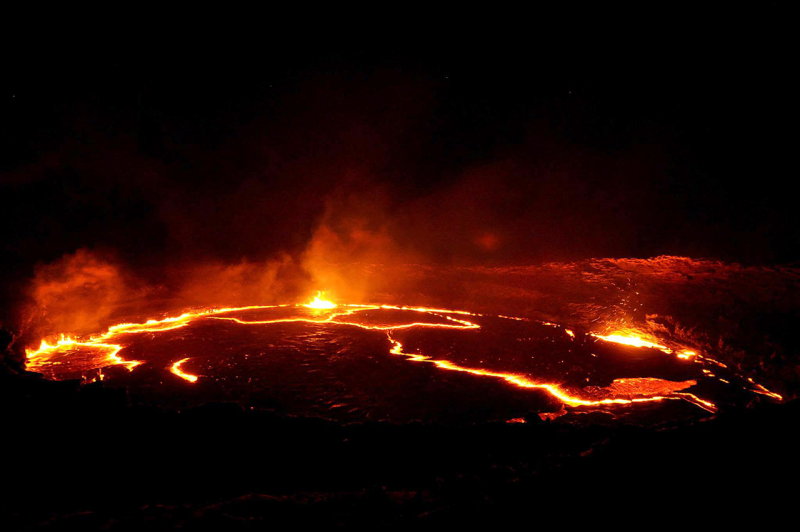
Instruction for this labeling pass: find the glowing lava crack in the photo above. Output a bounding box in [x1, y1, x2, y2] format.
[170, 358, 199, 383]
[25, 293, 783, 415]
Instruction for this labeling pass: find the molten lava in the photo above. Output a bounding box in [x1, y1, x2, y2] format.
[23, 291, 784, 420]
[386, 336, 714, 411]
[591, 332, 671, 353]
[171, 358, 199, 383]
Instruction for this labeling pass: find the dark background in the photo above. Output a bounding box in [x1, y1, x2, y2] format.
[2, 11, 799, 529]
[2, 10, 796, 324]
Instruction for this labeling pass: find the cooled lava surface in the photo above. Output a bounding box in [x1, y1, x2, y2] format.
[25, 283, 783, 425]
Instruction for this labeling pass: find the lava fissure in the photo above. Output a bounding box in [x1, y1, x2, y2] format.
[171, 358, 199, 383]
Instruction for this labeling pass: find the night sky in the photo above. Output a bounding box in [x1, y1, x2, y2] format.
[1, 15, 795, 324]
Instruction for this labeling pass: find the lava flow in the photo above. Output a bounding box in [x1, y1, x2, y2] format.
[23, 292, 784, 421]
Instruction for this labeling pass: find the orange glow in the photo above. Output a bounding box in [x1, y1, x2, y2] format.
[539, 411, 566, 421]
[26, 334, 141, 373]
[170, 358, 199, 383]
[303, 292, 337, 309]
[211, 302, 480, 332]
[746, 377, 784, 401]
[591, 332, 672, 353]
[24, 305, 285, 374]
[588, 330, 783, 402]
